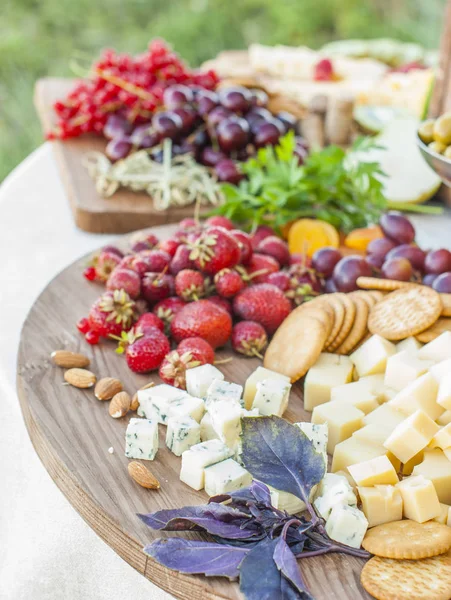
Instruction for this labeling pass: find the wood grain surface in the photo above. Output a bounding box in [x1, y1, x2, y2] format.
[33, 79, 210, 234]
[17, 224, 372, 600]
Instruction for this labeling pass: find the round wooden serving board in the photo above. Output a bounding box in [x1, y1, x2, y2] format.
[17, 225, 371, 600]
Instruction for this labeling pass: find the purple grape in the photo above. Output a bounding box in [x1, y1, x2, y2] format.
[152, 112, 183, 140]
[249, 89, 269, 107]
[215, 159, 243, 184]
[105, 137, 132, 161]
[366, 253, 385, 270]
[380, 212, 415, 244]
[163, 85, 194, 108]
[333, 255, 372, 292]
[207, 106, 233, 128]
[432, 272, 451, 293]
[423, 273, 438, 287]
[367, 237, 398, 259]
[192, 129, 210, 149]
[311, 247, 342, 278]
[294, 145, 308, 165]
[196, 90, 219, 116]
[200, 147, 227, 167]
[129, 125, 159, 148]
[324, 278, 338, 293]
[424, 249, 451, 274]
[172, 106, 197, 134]
[295, 136, 309, 151]
[217, 117, 249, 152]
[103, 114, 133, 139]
[385, 244, 426, 272]
[381, 257, 413, 281]
[219, 87, 252, 113]
[276, 111, 297, 132]
[253, 121, 282, 148]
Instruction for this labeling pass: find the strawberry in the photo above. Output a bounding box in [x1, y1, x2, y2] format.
[106, 267, 141, 299]
[88, 290, 137, 338]
[130, 231, 159, 251]
[250, 225, 275, 250]
[175, 269, 206, 301]
[95, 251, 122, 283]
[135, 298, 150, 315]
[177, 337, 215, 364]
[101, 245, 124, 258]
[135, 312, 165, 333]
[286, 270, 321, 306]
[178, 218, 197, 230]
[153, 296, 187, 326]
[214, 269, 245, 298]
[207, 295, 233, 315]
[158, 237, 180, 257]
[230, 230, 253, 265]
[290, 253, 311, 268]
[115, 328, 170, 373]
[170, 244, 195, 275]
[257, 236, 290, 267]
[263, 271, 291, 292]
[205, 216, 234, 230]
[233, 283, 291, 334]
[232, 321, 268, 358]
[189, 226, 240, 275]
[132, 249, 171, 276]
[246, 253, 280, 283]
[159, 350, 202, 388]
[142, 273, 174, 304]
[117, 255, 136, 270]
[171, 299, 232, 348]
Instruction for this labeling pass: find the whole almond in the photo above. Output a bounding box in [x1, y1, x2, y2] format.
[109, 391, 131, 418]
[131, 381, 154, 411]
[95, 377, 123, 401]
[64, 368, 96, 388]
[128, 461, 160, 489]
[51, 350, 90, 368]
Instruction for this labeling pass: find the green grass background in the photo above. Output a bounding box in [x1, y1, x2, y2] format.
[0, 0, 446, 181]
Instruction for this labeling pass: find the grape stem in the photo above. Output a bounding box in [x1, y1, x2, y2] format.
[387, 201, 443, 215]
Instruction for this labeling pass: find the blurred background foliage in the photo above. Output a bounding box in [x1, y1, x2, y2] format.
[0, 0, 446, 181]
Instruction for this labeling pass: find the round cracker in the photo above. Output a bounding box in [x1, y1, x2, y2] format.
[335, 295, 369, 355]
[357, 276, 416, 292]
[328, 293, 356, 352]
[263, 307, 328, 382]
[368, 286, 442, 340]
[362, 520, 451, 560]
[367, 290, 386, 302]
[361, 552, 451, 600]
[322, 294, 346, 348]
[415, 317, 451, 343]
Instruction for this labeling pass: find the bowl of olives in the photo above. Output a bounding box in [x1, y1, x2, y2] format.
[417, 113, 451, 187]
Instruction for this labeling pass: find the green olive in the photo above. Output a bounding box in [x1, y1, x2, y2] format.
[418, 119, 435, 144]
[433, 112, 451, 145]
[429, 141, 446, 154]
[444, 146, 451, 160]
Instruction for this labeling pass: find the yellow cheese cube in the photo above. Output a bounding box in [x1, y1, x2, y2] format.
[243, 366, 290, 409]
[430, 423, 451, 450]
[315, 353, 354, 368]
[360, 374, 396, 403]
[331, 437, 399, 473]
[352, 425, 401, 472]
[304, 363, 354, 412]
[389, 373, 442, 421]
[437, 373, 451, 411]
[384, 410, 440, 464]
[396, 337, 423, 355]
[417, 331, 451, 363]
[363, 404, 406, 431]
[412, 449, 451, 504]
[396, 475, 441, 522]
[433, 503, 450, 524]
[444, 447, 451, 461]
[430, 358, 451, 383]
[350, 335, 397, 377]
[348, 455, 399, 487]
[312, 402, 364, 454]
[448, 506, 451, 526]
[437, 410, 451, 426]
[330, 387, 379, 415]
[402, 451, 424, 475]
[334, 469, 357, 490]
[384, 351, 433, 392]
[358, 485, 403, 527]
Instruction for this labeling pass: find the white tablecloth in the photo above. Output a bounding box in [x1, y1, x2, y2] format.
[0, 144, 172, 600]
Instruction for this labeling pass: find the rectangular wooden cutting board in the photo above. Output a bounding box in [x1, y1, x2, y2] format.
[34, 78, 206, 234]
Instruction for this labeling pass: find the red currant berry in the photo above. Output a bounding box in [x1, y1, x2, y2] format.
[83, 266, 97, 281]
[85, 330, 100, 345]
[77, 317, 90, 334]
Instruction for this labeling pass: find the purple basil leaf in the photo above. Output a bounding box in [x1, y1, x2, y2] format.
[138, 504, 260, 539]
[144, 538, 248, 579]
[212, 535, 265, 548]
[241, 416, 326, 506]
[239, 537, 284, 600]
[281, 576, 307, 599]
[273, 537, 313, 599]
[249, 480, 272, 505]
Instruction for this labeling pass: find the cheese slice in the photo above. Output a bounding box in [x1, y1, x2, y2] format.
[350, 334, 396, 377]
[396, 475, 441, 523]
[348, 455, 399, 487]
[358, 485, 403, 527]
[388, 372, 442, 421]
[384, 410, 440, 464]
[312, 402, 364, 454]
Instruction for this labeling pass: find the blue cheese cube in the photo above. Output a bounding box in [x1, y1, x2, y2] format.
[180, 439, 234, 490]
[166, 416, 200, 456]
[252, 379, 291, 416]
[295, 422, 328, 463]
[200, 412, 219, 442]
[208, 399, 242, 450]
[314, 473, 357, 520]
[167, 394, 205, 423]
[325, 504, 368, 548]
[125, 418, 158, 461]
[137, 384, 188, 423]
[206, 379, 243, 407]
[186, 364, 224, 399]
[204, 458, 252, 496]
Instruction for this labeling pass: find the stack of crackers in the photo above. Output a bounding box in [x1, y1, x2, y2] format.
[264, 281, 451, 382]
[361, 520, 451, 600]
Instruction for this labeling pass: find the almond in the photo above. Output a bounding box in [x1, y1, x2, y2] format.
[109, 391, 131, 418]
[131, 381, 154, 411]
[128, 461, 160, 489]
[64, 368, 96, 388]
[51, 350, 90, 368]
[95, 377, 123, 401]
